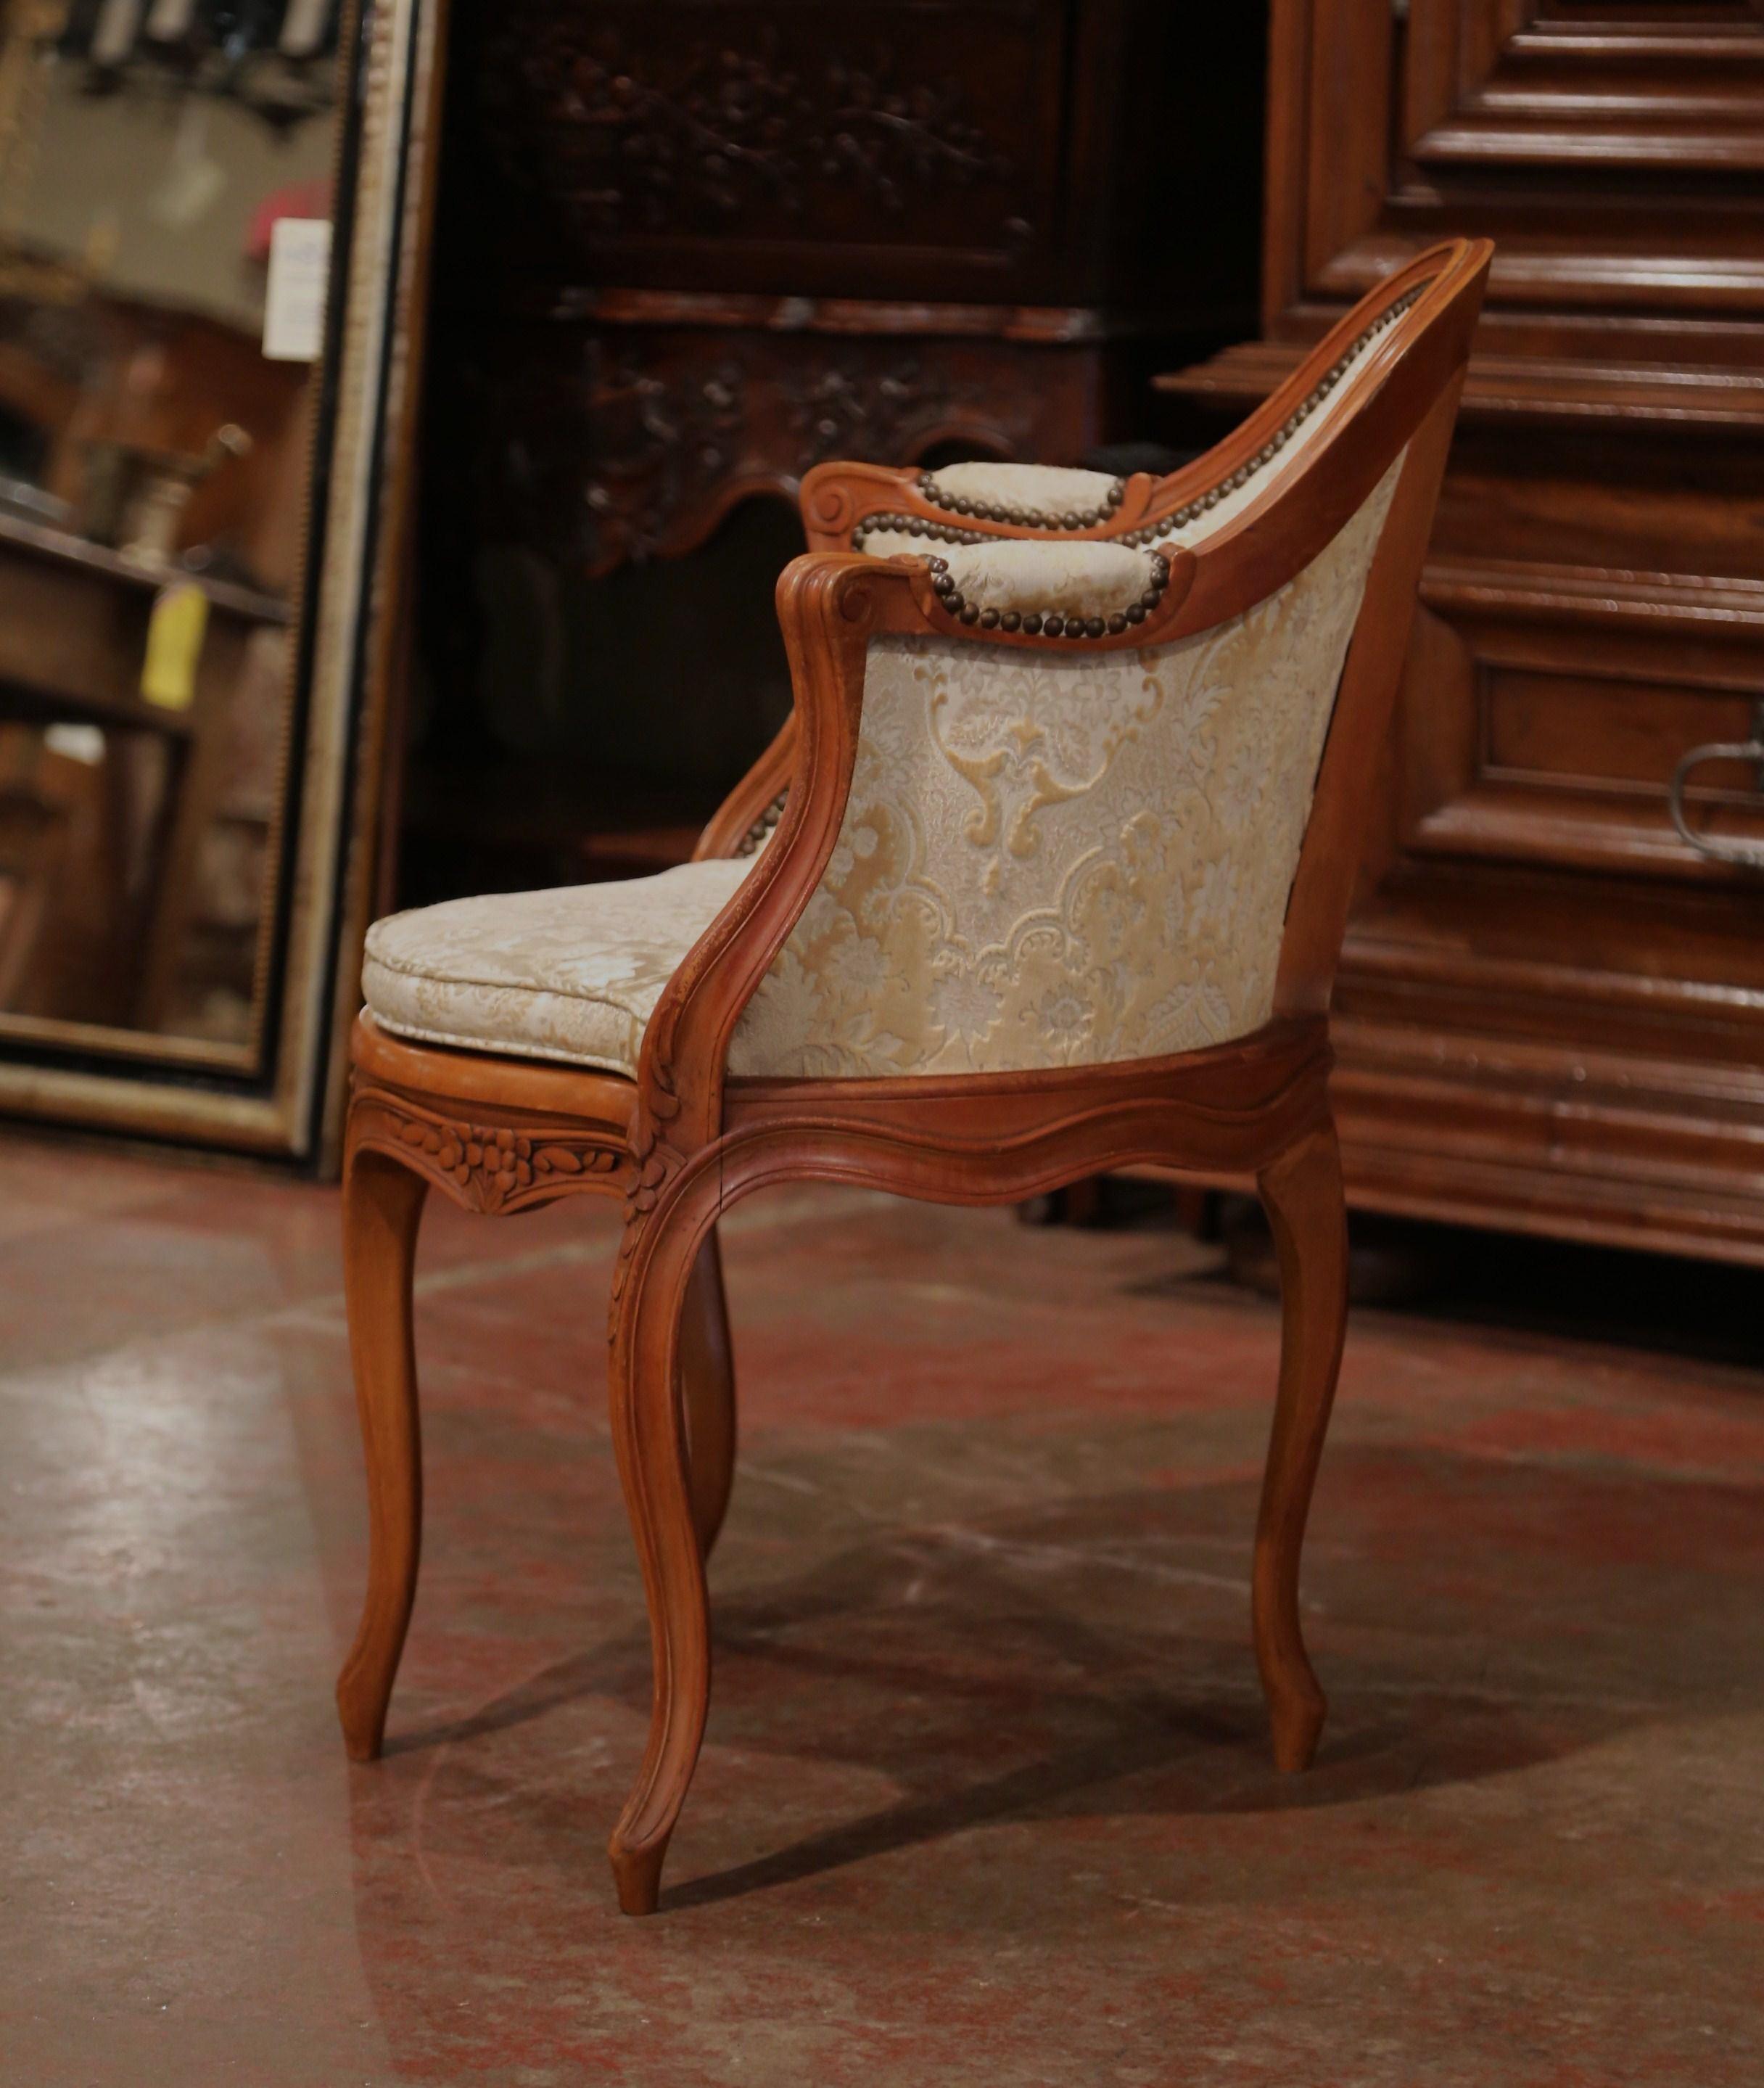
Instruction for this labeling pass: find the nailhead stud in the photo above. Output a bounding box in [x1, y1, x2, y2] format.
[916, 473, 1128, 530]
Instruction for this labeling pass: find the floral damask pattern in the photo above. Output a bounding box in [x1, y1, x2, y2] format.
[361, 459, 1402, 1086]
[856, 536, 1163, 618]
[922, 461, 1123, 515]
[728, 456, 1404, 1079]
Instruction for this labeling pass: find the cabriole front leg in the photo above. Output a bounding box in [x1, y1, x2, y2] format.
[606, 1180, 719, 1915]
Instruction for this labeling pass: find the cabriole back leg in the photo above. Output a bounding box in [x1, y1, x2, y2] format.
[680, 1228, 736, 1559]
[335, 1137, 429, 1762]
[1252, 1118, 1349, 1773]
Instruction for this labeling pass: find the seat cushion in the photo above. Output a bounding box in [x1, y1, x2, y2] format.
[361, 857, 755, 1075]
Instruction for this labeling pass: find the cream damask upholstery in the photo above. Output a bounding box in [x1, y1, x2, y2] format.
[920, 461, 1123, 522]
[862, 538, 1170, 620]
[726, 458, 1403, 1078]
[363, 858, 754, 1075]
[363, 460, 1401, 1083]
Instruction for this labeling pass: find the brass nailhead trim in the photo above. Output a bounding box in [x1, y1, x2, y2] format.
[920, 546, 1176, 642]
[735, 789, 788, 856]
[1120, 282, 1427, 546]
[912, 473, 1127, 531]
[852, 511, 992, 554]
[849, 281, 1429, 644]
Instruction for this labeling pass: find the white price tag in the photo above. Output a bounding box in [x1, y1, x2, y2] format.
[263, 218, 332, 363]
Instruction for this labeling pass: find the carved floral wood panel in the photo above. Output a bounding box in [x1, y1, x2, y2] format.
[350, 1082, 625, 1214]
[463, 323, 1100, 573]
[474, 0, 1057, 292]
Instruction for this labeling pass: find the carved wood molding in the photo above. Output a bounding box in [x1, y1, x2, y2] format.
[350, 1079, 625, 1214]
[611, 1055, 691, 1334]
[575, 329, 1059, 572]
[1266, 0, 1764, 327]
[719, 1017, 1338, 1193]
[1405, 0, 1764, 176]
[1160, 342, 1764, 437]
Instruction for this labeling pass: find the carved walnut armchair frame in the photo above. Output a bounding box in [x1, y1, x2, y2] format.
[337, 237, 1490, 1916]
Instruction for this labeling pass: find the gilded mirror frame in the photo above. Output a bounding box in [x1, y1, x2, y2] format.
[0, 0, 445, 1161]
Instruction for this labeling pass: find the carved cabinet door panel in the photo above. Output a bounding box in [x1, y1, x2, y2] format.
[472, 0, 1064, 301]
[1170, 0, 1764, 1259]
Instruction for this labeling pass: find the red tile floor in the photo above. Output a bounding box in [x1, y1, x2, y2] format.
[4, 1133, 1762, 2084]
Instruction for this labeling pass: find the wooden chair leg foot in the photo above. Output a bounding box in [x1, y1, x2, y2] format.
[608, 1829, 672, 1916]
[1253, 1117, 1348, 1775]
[335, 1141, 428, 1762]
[1268, 1678, 1327, 1775]
[607, 1194, 714, 1913]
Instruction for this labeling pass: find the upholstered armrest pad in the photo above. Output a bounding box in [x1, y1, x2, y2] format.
[918, 461, 1124, 527]
[856, 530, 1169, 626]
[926, 538, 1165, 618]
[855, 533, 1175, 628]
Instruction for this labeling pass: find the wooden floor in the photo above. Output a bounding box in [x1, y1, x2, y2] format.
[3, 1135, 1761, 2084]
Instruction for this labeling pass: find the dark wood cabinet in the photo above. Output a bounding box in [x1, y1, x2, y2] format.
[407, 0, 1265, 896]
[1162, 0, 1764, 1265]
[451, 0, 1261, 313]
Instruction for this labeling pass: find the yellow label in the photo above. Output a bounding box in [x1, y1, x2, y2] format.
[141, 583, 209, 712]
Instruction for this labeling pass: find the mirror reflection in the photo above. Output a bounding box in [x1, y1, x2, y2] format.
[0, 0, 336, 1048]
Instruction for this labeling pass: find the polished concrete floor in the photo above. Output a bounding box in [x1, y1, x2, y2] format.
[4, 1135, 1762, 2085]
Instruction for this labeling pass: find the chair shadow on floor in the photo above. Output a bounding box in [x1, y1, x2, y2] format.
[349, 1433, 1764, 1914]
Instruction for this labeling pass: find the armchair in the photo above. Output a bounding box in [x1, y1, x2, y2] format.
[336, 238, 1491, 1915]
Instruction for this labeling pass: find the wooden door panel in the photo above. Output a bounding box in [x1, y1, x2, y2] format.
[465, 0, 1068, 300]
[1166, 0, 1764, 1258]
[1405, 0, 1764, 173]
[1274, 0, 1764, 317]
[1391, 569, 1764, 879]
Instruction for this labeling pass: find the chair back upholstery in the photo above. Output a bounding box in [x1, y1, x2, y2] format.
[727, 466, 1399, 1078]
[692, 242, 1491, 1090]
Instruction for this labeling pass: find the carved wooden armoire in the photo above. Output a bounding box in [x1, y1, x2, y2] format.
[409, 0, 1264, 900]
[1163, 0, 1764, 1265]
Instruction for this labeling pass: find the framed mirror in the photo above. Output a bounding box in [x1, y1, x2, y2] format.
[0, 0, 442, 1158]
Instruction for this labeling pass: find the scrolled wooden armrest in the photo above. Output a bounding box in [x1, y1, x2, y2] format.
[800, 458, 1161, 553]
